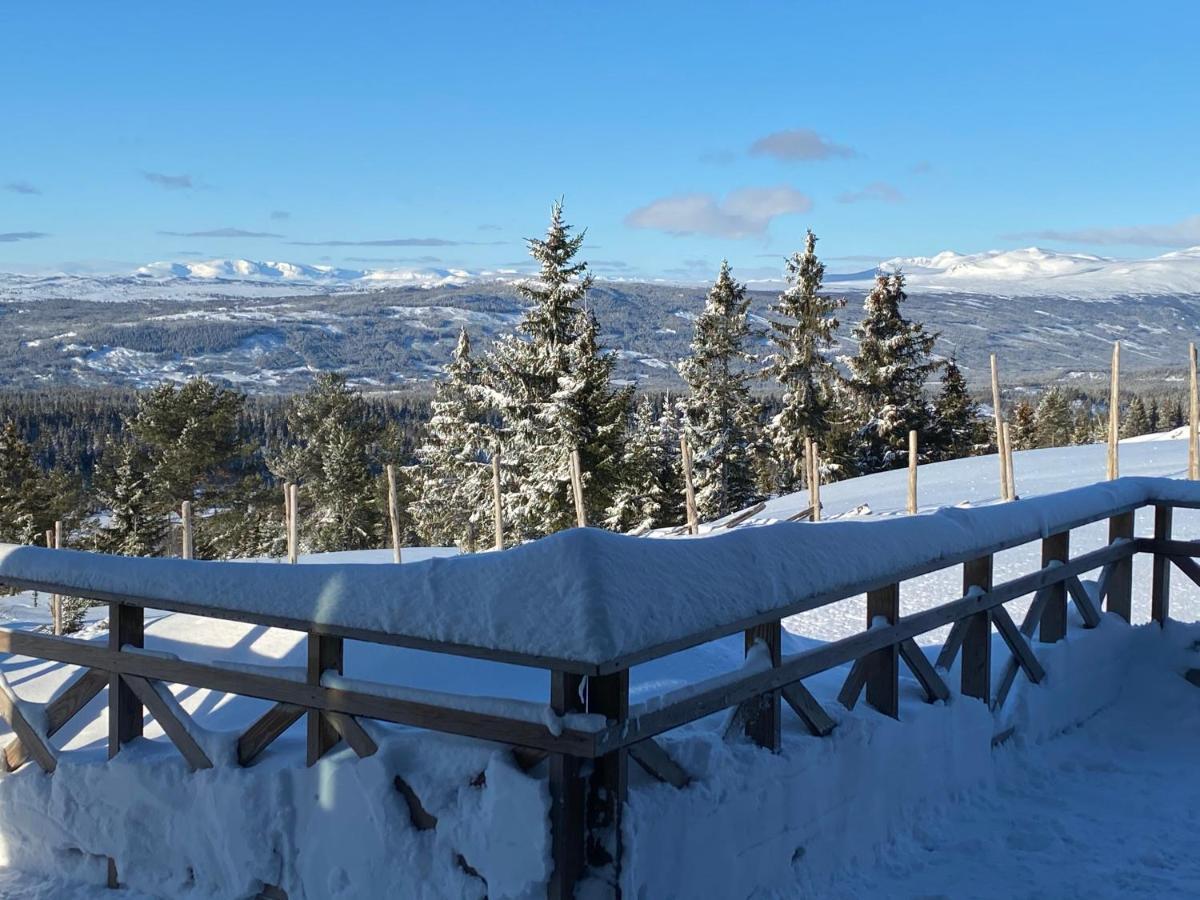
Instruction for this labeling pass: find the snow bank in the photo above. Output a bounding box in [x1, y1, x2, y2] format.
[1, 477, 1197, 666]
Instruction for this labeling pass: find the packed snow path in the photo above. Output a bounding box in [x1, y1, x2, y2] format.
[830, 628, 1200, 900]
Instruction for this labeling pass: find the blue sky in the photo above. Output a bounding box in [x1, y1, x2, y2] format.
[2, 1, 1198, 280]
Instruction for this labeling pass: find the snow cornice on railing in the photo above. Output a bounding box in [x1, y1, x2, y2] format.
[1, 476, 1198, 669]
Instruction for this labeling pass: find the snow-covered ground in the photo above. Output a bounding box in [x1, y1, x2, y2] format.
[0, 436, 1197, 897]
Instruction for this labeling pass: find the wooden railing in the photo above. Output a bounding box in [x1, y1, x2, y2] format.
[0, 488, 1198, 897]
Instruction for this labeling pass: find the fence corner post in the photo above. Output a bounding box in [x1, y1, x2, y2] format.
[548, 671, 585, 900]
[1151, 505, 1173, 626]
[586, 669, 629, 893]
[108, 601, 144, 758]
[1039, 532, 1070, 643]
[865, 584, 900, 718]
[306, 633, 343, 765]
[1106, 511, 1134, 622]
[961, 556, 994, 704]
[743, 621, 782, 749]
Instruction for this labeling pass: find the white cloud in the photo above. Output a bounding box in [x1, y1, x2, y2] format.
[625, 186, 813, 239]
[749, 129, 856, 162]
[1008, 215, 1200, 248]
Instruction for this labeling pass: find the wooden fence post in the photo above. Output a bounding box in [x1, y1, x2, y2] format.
[865, 584, 900, 718]
[1190, 343, 1198, 480]
[1107, 511, 1134, 622]
[287, 483, 299, 564]
[569, 449, 587, 528]
[491, 451, 504, 551]
[51, 522, 63, 636]
[743, 621, 782, 749]
[680, 435, 698, 535]
[810, 442, 822, 522]
[1002, 423, 1017, 501]
[548, 671, 585, 900]
[1040, 531, 1069, 643]
[386, 464, 403, 564]
[306, 633, 343, 765]
[961, 555, 993, 704]
[907, 430, 918, 514]
[991, 354, 1009, 500]
[1107, 341, 1120, 480]
[180, 501, 194, 561]
[1151, 504, 1172, 626]
[586, 670, 629, 887]
[108, 601, 144, 758]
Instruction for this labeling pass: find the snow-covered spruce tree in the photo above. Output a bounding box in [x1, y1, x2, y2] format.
[1010, 400, 1037, 450]
[679, 262, 764, 520]
[655, 399, 686, 527]
[270, 373, 383, 553]
[605, 394, 666, 532]
[1147, 397, 1161, 434]
[763, 230, 845, 492]
[1122, 395, 1151, 438]
[930, 356, 981, 460]
[486, 200, 629, 538]
[1167, 396, 1186, 429]
[1071, 406, 1097, 445]
[843, 272, 940, 472]
[0, 420, 45, 544]
[411, 328, 495, 551]
[94, 443, 167, 556]
[1034, 387, 1073, 448]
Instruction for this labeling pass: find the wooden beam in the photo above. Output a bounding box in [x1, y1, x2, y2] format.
[1064, 576, 1103, 629]
[109, 602, 143, 759]
[393, 774, 438, 831]
[1003, 423, 1017, 500]
[238, 702, 304, 766]
[548, 670, 585, 900]
[960, 555, 993, 704]
[1191, 342, 1199, 480]
[0, 681, 56, 773]
[1170, 553, 1200, 591]
[569, 449, 587, 528]
[307, 634, 343, 765]
[992, 606, 1045, 684]
[385, 464, 403, 564]
[680, 434, 698, 535]
[586, 670, 628, 875]
[837, 657, 868, 710]
[994, 587, 1053, 711]
[1152, 504, 1173, 626]
[491, 452, 504, 551]
[742, 621, 781, 750]
[934, 617, 971, 672]
[326, 711, 379, 759]
[1107, 341, 1120, 480]
[811, 443, 822, 522]
[1106, 511, 1134, 621]
[180, 501, 194, 561]
[907, 430, 918, 514]
[781, 682, 836, 737]
[991, 353, 1008, 500]
[865, 584, 900, 718]
[1039, 532, 1070, 643]
[4, 667, 106, 771]
[121, 674, 213, 771]
[899, 638, 950, 703]
[628, 738, 690, 788]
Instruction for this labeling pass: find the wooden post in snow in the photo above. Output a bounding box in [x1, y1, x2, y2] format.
[51, 522, 63, 636]
[385, 464, 402, 564]
[680, 434, 698, 535]
[990, 354, 1009, 501]
[907, 430, 918, 515]
[569, 449, 587, 528]
[1003, 422, 1017, 500]
[810, 442, 822, 522]
[491, 451, 504, 551]
[287, 483, 299, 564]
[180, 501, 194, 561]
[1107, 341, 1120, 481]
[1189, 342, 1198, 480]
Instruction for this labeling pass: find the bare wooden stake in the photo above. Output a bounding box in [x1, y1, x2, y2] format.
[907, 430, 918, 514]
[1107, 341, 1120, 480]
[811, 443, 822, 522]
[569, 448, 587, 528]
[180, 501, 194, 561]
[385, 464, 402, 564]
[680, 434, 698, 535]
[1002, 422, 1017, 500]
[287, 483, 299, 564]
[1190, 342, 1198, 480]
[991, 353, 1009, 500]
[491, 451, 504, 551]
[51, 523, 63, 635]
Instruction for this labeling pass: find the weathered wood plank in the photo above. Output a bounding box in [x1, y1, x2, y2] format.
[4, 666, 106, 771]
[628, 738, 690, 788]
[1152, 505, 1173, 625]
[994, 588, 1052, 710]
[865, 584, 900, 718]
[992, 606, 1045, 684]
[934, 617, 971, 672]
[837, 657, 868, 711]
[899, 638, 950, 703]
[307, 634, 343, 766]
[781, 681, 836, 737]
[109, 602, 143, 759]
[0, 682, 56, 773]
[548, 671, 585, 900]
[1064, 575, 1103, 629]
[237, 702, 305, 766]
[742, 621, 781, 750]
[961, 555, 994, 704]
[1106, 512, 1135, 621]
[326, 711, 379, 759]
[1169, 554, 1200, 590]
[393, 774, 438, 830]
[586, 670, 628, 876]
[1040, 532, 1069, 643]
[121, 674, 213, 771]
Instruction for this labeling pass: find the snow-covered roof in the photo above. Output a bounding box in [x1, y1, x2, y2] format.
[1, 477, 1197, 669]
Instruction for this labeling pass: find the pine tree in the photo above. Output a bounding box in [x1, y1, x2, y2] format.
[94, 443, 166, 556]
[1167, 397, 1186, 429]
[655, 399, 686, 527]
[1034, 388, 1073, 448]
[929, 356, 980, 460]
[763, 230, 845, 492]
[605, 395, 666, 532]
[271, 373, 382, 552]
[679, 262, 764, 520]
[843, 272, 940, 472]
[486, 200, 628, 538]
[0, 420, 44, 544]
[1071, 406, 1097, 445]
[1147, 397, 1161, 434]
[1010, 400, 1037, 450]
[412, 328, 495, 551]
[1123, 395, 1151, 438]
